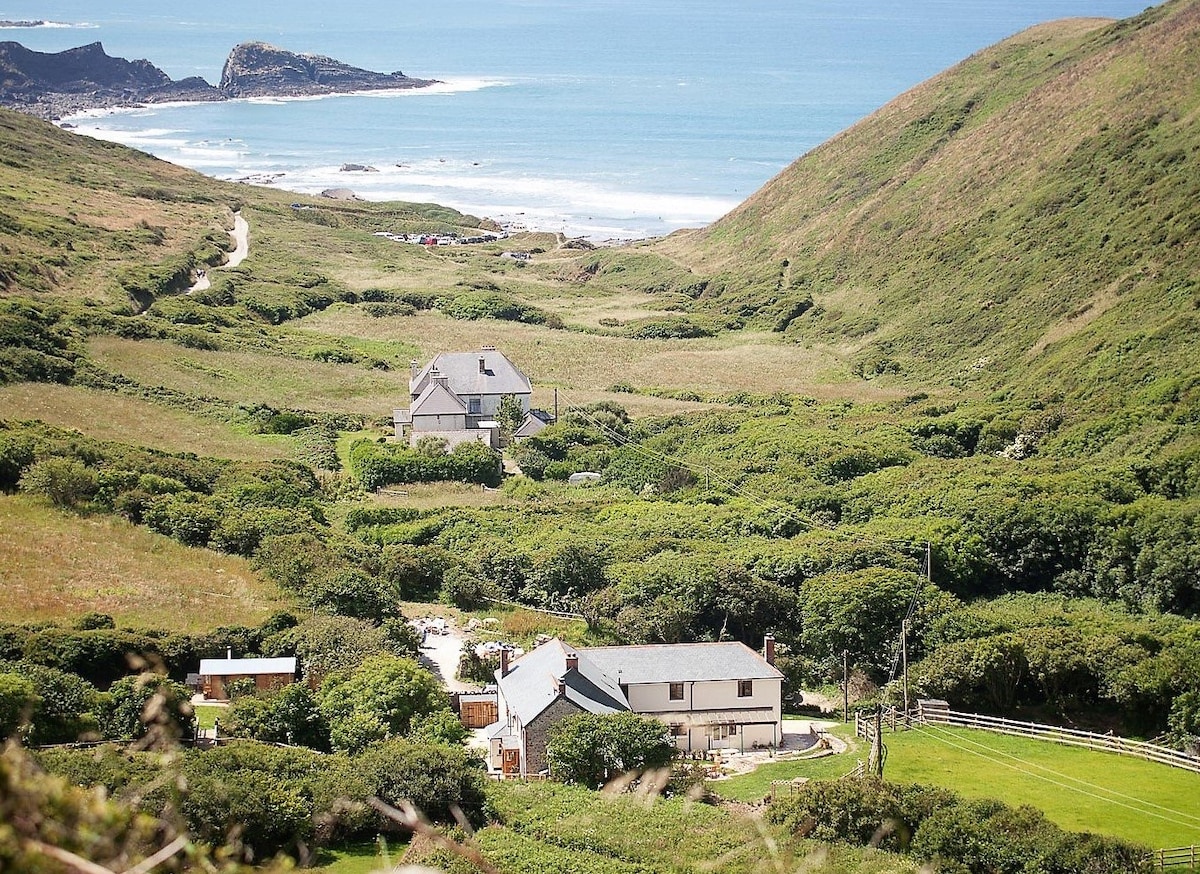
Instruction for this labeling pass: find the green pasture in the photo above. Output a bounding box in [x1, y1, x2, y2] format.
[719, 722, 1200, 849]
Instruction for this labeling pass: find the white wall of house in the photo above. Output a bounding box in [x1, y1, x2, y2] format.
[625, 678, 782, 718]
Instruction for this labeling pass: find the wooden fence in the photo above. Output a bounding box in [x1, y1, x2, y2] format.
[1149, 845, 1199, 870]
[919, 707, 1200, 775]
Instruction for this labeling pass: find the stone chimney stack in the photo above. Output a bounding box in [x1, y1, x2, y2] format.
[565, 651, 578, 672]
[479, 355, 487, 374]
[410, 359, 420, 380]
[499, 647, 510, 678]
[764, 634, 776, 666]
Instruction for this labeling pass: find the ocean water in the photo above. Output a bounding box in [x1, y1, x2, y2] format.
[5, 0, 1149, 239]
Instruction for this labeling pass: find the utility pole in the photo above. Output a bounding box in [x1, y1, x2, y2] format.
[842, 649, 849, 723]
[554, 388, 559, 423]
[868, 703, 884, 778]
[901, 618, 910, 726]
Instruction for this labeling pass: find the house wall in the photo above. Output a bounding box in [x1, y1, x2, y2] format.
[412, 412, 468, 432]
[523, 696, 583, 776]
[203, 672, 294, 701]
[625, 678, 782, 719]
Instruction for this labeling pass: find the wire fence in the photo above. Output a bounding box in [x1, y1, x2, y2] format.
[918, 705, 1200, 775]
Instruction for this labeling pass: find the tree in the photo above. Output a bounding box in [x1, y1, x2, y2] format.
[223, 684, 330, 750]
[496, 393, 525, 443]
[97, 674, 195, 745]
[546, 711, 675, 788]
[356, 737, 487, 828]
[0, 673, 39, 742]
[19, 457, 99, 507]
[317, 654, 448, 753]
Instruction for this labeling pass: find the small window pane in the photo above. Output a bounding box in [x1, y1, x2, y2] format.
[669, 682, 684, 700]
[738, 680, 753, 698]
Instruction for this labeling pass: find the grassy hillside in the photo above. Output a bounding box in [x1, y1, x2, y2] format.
[0, 494, 285, 630]
[642, 0, 1200, 409]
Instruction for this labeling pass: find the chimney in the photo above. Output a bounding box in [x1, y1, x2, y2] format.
[565, 652, 578, 672]
[763, 635, 776, 667]
[226, 647, 233, 660]
[479, 355, 486, 374]
[430, 368, 448, 388]
[499, 647, 510, 677]
[410, 359, 420, 380]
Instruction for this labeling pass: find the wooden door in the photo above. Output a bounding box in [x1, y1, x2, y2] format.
[502, 748, 520, 777]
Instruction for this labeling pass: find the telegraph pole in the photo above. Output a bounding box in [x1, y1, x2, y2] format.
[842, 649, 849, 723]
[869, 703, 884, 777]
[901, 618, 910, 725]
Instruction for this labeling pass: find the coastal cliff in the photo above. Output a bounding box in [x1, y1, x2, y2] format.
[219, 42, 434, 98]
[0, 41, 219, 116]
[0, 40, 437, 118]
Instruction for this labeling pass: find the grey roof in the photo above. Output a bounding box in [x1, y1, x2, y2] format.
[496, 639, 628, 725]
[582, 642, 783, 684]
[412, 349, 532, 399]
[410, 380, 468, 416]
[198, 656, 296, 677]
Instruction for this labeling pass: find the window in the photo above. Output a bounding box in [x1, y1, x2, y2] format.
[669, 723, 687, 737]
[468, 398, 482, 414]
[669, 682, 684, 701]
[708, 723, 737, 740]
[737, 679, 753, 698]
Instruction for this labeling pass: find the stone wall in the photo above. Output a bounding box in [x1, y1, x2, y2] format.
[524, 697, 583, 775]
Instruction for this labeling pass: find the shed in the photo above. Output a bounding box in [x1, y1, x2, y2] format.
[197, 655, 297, 701]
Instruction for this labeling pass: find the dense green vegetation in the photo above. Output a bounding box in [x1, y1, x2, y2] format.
[3, 0, 1200, 869]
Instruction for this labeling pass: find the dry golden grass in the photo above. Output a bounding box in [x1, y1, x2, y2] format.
[294, 309, 911, 403]
[368, 482, 511, 510]
[87, 336, 412, 416]
[0, 495, 288, 631]
[0, 383, 291, 461]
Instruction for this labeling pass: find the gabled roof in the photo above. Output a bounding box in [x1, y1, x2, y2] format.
[198, 656, 297, 677]
[410, 380, 468, 416]
[411, 349, 532, 399]
[496, 639, 628, 725]
[582, 642, 783, 684]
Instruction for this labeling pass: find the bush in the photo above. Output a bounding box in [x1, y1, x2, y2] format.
[546, 712, 675, 788]
[357, 737, 487, 828]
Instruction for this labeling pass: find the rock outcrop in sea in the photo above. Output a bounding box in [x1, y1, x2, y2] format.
[219, 42, 434, 99]
[0, 40, 437, 119]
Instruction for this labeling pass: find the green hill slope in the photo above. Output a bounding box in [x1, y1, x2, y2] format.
[645, 0, 1200, 409]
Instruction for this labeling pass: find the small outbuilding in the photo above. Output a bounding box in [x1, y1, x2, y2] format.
[197, 655, 297, 701]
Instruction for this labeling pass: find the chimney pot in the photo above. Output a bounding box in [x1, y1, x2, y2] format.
[479, 356, 486, 373]
[764, 635, 776, 667]
[227, 647, 232, 660]
[499, 648, 510, 677]
[565, 653, 578, 672]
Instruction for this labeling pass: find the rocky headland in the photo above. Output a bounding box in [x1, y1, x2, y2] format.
[0, 40, 437, 119]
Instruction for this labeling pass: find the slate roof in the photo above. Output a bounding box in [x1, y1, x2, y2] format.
[198, 656, 297, 677]
[581, 642, 783, 684]
[496, 639, 628, 726]
[410, 379, 468, 416]
[411, 349, 531, 399]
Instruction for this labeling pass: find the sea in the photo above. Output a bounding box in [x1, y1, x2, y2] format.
[5, 0, 1150, 240]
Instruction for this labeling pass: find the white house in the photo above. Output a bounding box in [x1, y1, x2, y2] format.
[394, 346, 541, 448]
[487, 637, 783, 777]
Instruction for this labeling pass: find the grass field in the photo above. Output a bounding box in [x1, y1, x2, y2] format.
[293, 307, 914, 404]
[0, 383, 292, 462]
[0, 494, 288, 631]
[87, 336, 414, 416]
[719, 721, 1200, 849]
